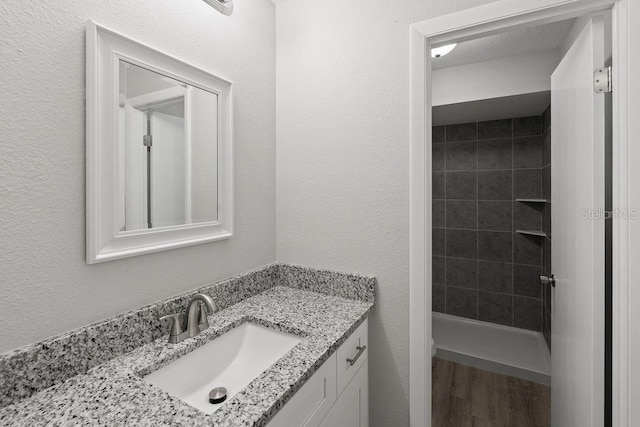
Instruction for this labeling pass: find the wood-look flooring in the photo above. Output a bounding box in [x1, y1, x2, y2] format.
[432, 357, 551, 427]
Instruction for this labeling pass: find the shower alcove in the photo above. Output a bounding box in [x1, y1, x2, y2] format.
[431, 92, 553, 385]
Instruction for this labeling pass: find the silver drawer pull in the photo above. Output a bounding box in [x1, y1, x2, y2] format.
[346, 345, 367, 366]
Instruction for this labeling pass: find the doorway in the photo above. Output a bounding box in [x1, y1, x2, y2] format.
[408, 1, 633, 426]
[430, 15, 606, 426]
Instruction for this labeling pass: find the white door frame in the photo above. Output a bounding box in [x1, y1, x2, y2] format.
[409, 0, 636, 425]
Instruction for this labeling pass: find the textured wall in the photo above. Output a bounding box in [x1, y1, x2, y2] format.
[275, 0, 497, 425]
[0, 0, 276, 353]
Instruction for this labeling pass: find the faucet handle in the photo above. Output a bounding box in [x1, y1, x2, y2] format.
[197, 304, 210, 332]
[160, 314, 183, 343]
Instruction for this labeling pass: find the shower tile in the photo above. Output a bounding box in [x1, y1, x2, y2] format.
[433, 228, 446, 256]
[433, 256, 446, 284]
[446, 141, 477, 171]
[446, 200, 477, 229]
[446, 287, 477, 319]
[542, 166, 551, 201]
[543, 236, 552, 275]
[433, 125, 446, 143]
[478, 291, 513, 326]
[433, 143, 445, 171]
[477, 138, 512, 170]
[446, 229, 477, 259]
[513, 116, 542, 137]
[543, 310, 552, 351]
[514, 233, 542, 266]
[513, 169, 542, 199]
[433, 172, 445, 199]
[514, 296, 542, 331]
[433, 284, 446, 313]
[478, 119, 512, 140]
[543, 203, 552, 238]
[478, 261, 513, 294]
[446, 257, 478, 289]
[433, 199, 445, 228]
[513, 202, 543, 231]
[542, 277, 552, 313]
[478, 231, 513, 262]
[513, 136, 543, 169]
[446, 122, 477, 142]
[478, 201, 512, 231]
[435, 114, 548, 331]
[478, 170, 512, 200]
[542, 130, 551, 167]
[542, 105, 551, 132]
[514, 264, 543, 298]
[446, 171, 477, 200]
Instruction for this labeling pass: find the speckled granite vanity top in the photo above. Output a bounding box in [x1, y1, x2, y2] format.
[0, 264, 374, 426]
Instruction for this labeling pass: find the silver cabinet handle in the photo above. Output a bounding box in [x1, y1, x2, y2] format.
[346, 345, 367, 366]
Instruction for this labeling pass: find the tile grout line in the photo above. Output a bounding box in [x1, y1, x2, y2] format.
[443, 125, 447, 315]
[444, 284, 544, 300]
[444, 166, 546, 173]
[434, 254, 546, 269]
[476, 121, 480, 321]
[511, 118, 516, 327]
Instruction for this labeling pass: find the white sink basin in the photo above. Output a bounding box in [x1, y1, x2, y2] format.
[144, 322, 302, 414]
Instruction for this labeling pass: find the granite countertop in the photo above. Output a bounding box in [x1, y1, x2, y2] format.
[0, 286, 373, 426]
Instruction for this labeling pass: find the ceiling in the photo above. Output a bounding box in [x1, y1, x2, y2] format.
[431, 19, 575, 70]
[431, 19, 575, 125]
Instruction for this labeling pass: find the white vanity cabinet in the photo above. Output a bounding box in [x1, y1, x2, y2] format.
[318, 358, 368, 427]
[268, 319, 369, 427]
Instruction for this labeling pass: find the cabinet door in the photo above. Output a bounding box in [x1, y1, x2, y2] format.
[268, 353, 337, 427]
[320, 359, 369, 427]
[336, 319, 368, 395]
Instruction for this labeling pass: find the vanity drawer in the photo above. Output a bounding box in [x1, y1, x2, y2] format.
[336, 319, 368, 396]
[268, 353, 337, 427]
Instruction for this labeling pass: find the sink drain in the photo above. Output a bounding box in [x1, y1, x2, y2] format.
[209, 387, 227, 404]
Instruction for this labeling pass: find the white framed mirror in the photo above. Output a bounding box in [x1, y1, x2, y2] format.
[86, 21, 233, 264]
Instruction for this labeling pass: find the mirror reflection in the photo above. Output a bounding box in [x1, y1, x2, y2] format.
[118, 60, 219, 231]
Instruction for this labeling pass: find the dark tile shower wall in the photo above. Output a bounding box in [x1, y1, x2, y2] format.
[541, 105, 552, 350]
[432, 116, 546, 332]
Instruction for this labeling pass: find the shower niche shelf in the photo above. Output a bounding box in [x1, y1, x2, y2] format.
[515, 199, 549, 203]
[515, 230, 548, 238]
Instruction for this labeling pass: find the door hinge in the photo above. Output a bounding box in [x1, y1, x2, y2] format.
[594, 67, 612, 93]
[143, 135, 153, 147]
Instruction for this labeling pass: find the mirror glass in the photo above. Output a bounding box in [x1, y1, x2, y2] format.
[118, 60, 218, 231]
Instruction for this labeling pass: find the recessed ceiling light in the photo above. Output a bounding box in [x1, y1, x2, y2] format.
[431, 43, 457, 58]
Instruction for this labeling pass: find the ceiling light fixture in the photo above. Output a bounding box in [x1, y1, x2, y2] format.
[202, 0, 233, 15]
[431, 43, 457, 58]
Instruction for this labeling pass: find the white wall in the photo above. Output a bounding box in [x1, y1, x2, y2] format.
[0, 0, 276, 353]
[275, 0, 497, 425]
[432, 49, 561, 106]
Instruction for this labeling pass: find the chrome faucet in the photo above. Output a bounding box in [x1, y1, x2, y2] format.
[160, 294, 218, 344]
